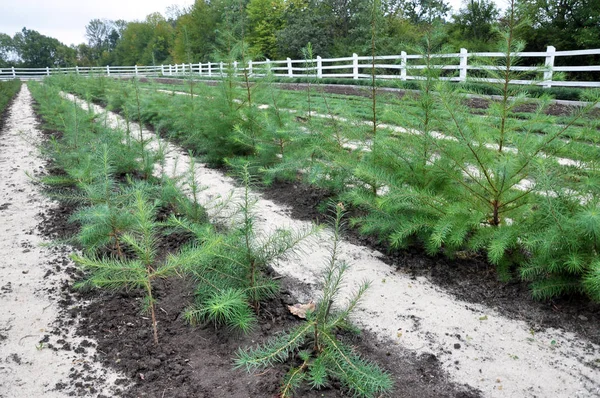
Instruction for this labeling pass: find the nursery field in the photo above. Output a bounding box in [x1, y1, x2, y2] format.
[1, 72, 600, 398]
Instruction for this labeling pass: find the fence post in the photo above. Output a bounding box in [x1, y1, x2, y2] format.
[135, 65, 138, 76]
[208, 62, 212, 77]
[248, 60, 253, 76]
[543, 45, 556, 88]
[11, 66, 15, 78]
[46, 66, 50, 76]
[189, 63, 193, 74]
[353, 53, 359, 79]
[400, 51, 407, 81]
[182, 63, 186, 74]
[198, 63, 202, 75]
[287, 57, 293, 77]
[76, 65, 79, 75]
[106, 65, 110, 76]
[220, 61, 224, 75]
[161, 65, 164, 75]
[316, 56, 322, 78]
[459, 48, 468, 82]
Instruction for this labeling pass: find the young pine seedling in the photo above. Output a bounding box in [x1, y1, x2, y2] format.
[72, 189, 178, 344]
[235, 203, 393, 397]
[168, 163, 317, 333]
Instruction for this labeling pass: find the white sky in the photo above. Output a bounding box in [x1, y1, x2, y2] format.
[0, 0, 508, 47]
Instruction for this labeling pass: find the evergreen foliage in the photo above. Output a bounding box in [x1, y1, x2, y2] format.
[236, 203, 393, 397]
[68, 145, 136, 256]
[72, 190, 179, 344]
[45, 28, 600, 303]
[167, 163, 316, 332]
[346, 1, 600, 297]
[29, 80, 188, 343]
[0, 80, 21, 124]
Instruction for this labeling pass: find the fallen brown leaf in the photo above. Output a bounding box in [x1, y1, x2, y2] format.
[288, 301, 316, 319]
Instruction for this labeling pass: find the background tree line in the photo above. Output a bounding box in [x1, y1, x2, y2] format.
[0, 0, 598, 69]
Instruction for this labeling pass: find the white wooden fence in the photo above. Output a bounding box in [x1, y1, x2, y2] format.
[1, 46, 599, 88]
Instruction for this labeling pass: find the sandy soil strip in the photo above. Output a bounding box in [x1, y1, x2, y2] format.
[65, 90, 600, 398]
[0, 85, 123, 398]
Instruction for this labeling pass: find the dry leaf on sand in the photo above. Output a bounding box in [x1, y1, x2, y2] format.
[288, 301, 316, 319]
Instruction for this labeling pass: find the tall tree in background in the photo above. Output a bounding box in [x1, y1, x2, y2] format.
[448, 0, 499, 51]
[0, 33, 13, 67]
[4, 0, 599, 68]
[246, 0, 285, 59]
[276, 0, 334, 58]
[402, 0, 451, 24]
[75, 43, 95, 66]
[85, 19, 111, 59]
[172, 0, 218, 62]
[113, 13, 174, 65]
[85, 19, 127, 65]
[145, 12, 175, 64]
[515, 0, 600, 50]
[12, 28, 75, 67]
[113, 20, 128, 37]
[514, 0, 600, 79]
[113, 22, 154, 65]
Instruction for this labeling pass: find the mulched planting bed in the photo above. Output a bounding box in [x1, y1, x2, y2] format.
[33, 81, 600, 397]
[30, 109, 479, 397]
[36, 174, 480, 398]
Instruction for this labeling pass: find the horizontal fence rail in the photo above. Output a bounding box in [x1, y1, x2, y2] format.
[1, 46, 599, 88]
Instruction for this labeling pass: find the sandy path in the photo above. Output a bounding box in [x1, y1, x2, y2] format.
[64, 90, 600, 398]
[0, 85, 122, 398]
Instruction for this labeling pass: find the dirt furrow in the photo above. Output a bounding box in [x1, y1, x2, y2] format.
[63, 90, 600, 398]
[0, 85, 123, 398]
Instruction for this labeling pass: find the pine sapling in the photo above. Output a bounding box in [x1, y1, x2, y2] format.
[233, 164, 318, 309]
[235, 203, 393, 397]
[68, 145, 135, 257]
[167, 163, 317, 332]
[72, 189, 178, 344]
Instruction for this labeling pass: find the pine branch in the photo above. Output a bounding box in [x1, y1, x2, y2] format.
[235, 322, 313, 371]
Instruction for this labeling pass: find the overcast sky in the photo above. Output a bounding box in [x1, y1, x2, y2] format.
[1, 0, 508, 47]
[1, 0, 195, 46]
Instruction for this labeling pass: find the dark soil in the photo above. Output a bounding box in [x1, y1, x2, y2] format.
[259, 179, 600, 347]
[463, 97, 595, 117]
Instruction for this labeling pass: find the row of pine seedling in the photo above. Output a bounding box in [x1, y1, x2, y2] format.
[28, 80, 393, 397]
[47, 37, 600, 304]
